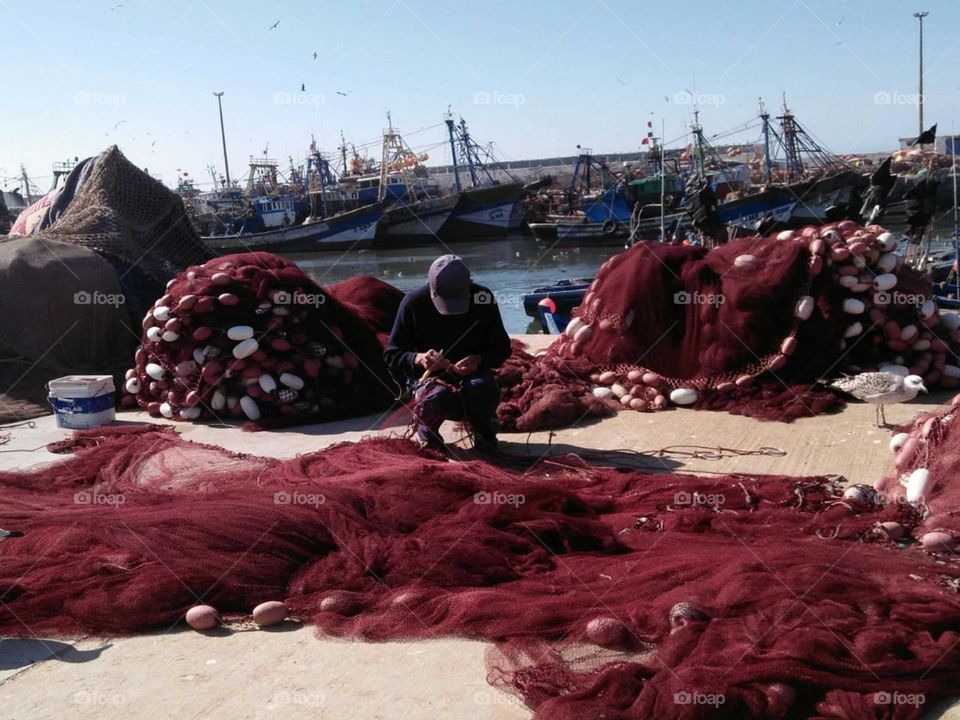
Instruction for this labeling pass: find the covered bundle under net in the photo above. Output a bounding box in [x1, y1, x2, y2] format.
[2, 426, 960, 718]
[0, 146, 212, 421]
[9, 145, 212, 287]
[500, 222, 953, 431]
[120, 253, 401, 427]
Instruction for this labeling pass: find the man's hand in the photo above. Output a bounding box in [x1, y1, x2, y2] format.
[415, 349, 450, 373]
[452, 354, 482, 377]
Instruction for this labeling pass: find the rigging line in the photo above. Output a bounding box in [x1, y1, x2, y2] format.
[346, 122, 448, 153]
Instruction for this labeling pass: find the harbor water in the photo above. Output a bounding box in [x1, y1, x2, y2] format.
[292, 234, 621, 334]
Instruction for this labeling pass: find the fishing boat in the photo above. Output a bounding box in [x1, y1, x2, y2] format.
[202, 202, 383, 253]
[371, 121, 458, 246]
[439, 114, 526, 239]
[522, 278, 593, 318]
[685, 100, 868, 242]
[529, 147, 682, 245]
[375, 195, 459, 246]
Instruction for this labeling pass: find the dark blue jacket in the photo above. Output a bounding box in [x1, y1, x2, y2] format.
[384, 283, 512, 380]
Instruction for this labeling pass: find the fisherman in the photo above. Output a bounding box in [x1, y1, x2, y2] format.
[385, 254, 511, 454]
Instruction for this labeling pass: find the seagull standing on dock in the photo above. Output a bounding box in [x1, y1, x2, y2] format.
[0, 529, 23, 543]
[829, 372, 927, 426]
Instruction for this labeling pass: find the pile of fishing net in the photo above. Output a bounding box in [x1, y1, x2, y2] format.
[0, 146, 212, 422]
[120, 252, 402, 428]
[2, 425, 960, 718]
[876, 392, 960, 547]
[500, 221, 954, 431]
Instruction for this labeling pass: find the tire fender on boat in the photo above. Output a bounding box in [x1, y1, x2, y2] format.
[601, 220, 618, 236]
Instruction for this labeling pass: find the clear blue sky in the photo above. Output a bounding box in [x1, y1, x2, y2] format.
[2, 0, 958, 192]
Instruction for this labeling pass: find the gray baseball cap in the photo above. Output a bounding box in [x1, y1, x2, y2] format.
[428, 254, 470, 315]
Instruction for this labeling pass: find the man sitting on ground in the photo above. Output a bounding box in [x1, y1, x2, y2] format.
[385, 254, 511, 453]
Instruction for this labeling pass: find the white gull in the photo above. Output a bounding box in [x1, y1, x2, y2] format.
[829, 372, 927, 426]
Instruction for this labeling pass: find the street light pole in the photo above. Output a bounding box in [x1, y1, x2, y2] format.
[213, 92, 231, 188]
[914, 11, 929, 140]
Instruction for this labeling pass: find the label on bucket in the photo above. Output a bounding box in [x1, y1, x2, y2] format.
[49, 393, 115, 415]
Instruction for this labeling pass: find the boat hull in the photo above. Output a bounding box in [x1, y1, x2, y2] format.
[717, 170, 867, 232]
[202, 204, 382, 254]
[522, 281, 592, 317]
[529, 218, 628, 245]
[530, 211, 686, 245]
[374, 195, 458, 246]
[440, 183, 526, 239]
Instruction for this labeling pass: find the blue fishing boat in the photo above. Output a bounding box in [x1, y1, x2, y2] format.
[522, 277, 592, 322]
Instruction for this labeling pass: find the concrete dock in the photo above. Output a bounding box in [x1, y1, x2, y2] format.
[2, 336, 959, 719]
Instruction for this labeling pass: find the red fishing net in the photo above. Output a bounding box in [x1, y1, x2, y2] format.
[2, 425, 959, 719]
[876, 393, 960, 542]
[500, 222, 952, 431]
[119, 253, 400, 428]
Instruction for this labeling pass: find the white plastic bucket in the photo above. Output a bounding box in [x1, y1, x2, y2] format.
[48, 375, 116, 429]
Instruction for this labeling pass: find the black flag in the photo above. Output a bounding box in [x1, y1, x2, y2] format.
[911, 123, 937, 146]
[871, 156, 893, 190]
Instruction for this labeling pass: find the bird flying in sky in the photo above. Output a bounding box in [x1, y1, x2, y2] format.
[269, 20, 280, 30]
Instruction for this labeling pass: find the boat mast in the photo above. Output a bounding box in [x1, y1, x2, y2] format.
[444, 110, 462, 193]
[778, 95, 803, 182]
[953, 122, 958, 261]
[759, 98, 773, 186]
[458, 118, 479, 188]
[212, 92, 232, 189]
[692, 110, 706, 180]
[339, 131, 349, 176]
[659, 119, 666, 244]
[309, 137, 330, 218]
[19, 165, 33, 204]
[380, 112, 418, 204]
